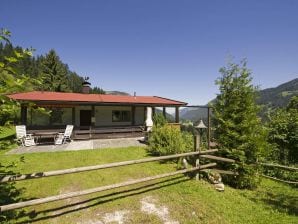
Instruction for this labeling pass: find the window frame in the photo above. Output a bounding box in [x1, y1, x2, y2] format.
[112, 110, 131, 122]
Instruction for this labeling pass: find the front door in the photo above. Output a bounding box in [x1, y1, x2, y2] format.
[80, 110, 91, 126]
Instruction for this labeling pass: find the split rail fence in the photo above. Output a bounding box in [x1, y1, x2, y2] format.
[0, 149, 236, 212]
[260, 163, 298, 185]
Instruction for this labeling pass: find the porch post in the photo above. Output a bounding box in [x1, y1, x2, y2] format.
[131, 106, 136, 126]
[162, 107, 166, 118]
[72, 107, 76, 126]
[91, 105, 95, 127]
[145, 107, 153, 131]
[20, 105, 27, 125]
[175, 107, 179, 123]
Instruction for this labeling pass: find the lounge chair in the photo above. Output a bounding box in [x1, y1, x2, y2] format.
[55, 125, 74, 145]
[15, 125, 36, 147]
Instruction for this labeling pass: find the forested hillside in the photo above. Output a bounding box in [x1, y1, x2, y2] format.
[0, 43, 104, 93]
[257, 78, 298, 108]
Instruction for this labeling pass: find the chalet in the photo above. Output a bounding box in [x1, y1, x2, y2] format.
[8, 84, 187, 139]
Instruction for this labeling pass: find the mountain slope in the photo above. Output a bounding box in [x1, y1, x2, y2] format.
[257, 78, 298, 108]
[180, 78, 298, 122]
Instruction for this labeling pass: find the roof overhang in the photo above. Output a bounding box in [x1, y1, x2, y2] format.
[8, 91, 188, 107]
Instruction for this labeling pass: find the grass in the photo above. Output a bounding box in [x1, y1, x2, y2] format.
[0, 146, 297, 223]
[0, 126, 15, 140]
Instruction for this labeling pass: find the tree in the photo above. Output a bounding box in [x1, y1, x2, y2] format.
[267, 96, 298, 164]
[68, 71, 84, 93]
[40, 49, 69, 92]
[0, 44, 107, 94]
[0, 28, 36, 223]
[0, 29, 39, 124]
[90, 86, 106, 94]
[212, 59, 268, 188]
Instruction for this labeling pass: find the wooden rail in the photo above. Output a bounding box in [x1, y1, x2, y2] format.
[260, 163, 298, 171]
[0, 163, 216, 212]
[0, 149, 218, 183]
[201, 169, 238, 175]
[261, 174, 298, 185]
[199, 155, 235, 163]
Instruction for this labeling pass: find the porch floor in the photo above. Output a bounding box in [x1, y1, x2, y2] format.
[7, 137, 147, 154]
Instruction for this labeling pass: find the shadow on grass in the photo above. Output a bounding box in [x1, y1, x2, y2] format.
[15, 176, 189, 223]
[261, 191, 298, 216]
[242, 183, 298, 216]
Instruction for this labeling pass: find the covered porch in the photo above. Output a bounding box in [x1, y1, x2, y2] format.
[22, 104, 182, 140]
[10, 91, 187, 140]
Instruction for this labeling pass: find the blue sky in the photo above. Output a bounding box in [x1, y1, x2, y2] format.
[1, 0, 298, 105]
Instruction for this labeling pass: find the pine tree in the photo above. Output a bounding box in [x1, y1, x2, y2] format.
[90, 86, 106, 94]
[212, 60, 268, 188]
[40, 49, 69, 92]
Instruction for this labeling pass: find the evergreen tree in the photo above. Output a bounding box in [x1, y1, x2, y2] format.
[0, 44, 106, 94]
[212, 60, 268, 189]
[40, 49, 69, 92]
[267, 96, 298, 164]
[90, 86, 106, 94]
[68, 71, 84, 93]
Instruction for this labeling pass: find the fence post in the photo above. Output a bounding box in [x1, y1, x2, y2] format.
[194, 134, 200, 152]
[194, 134, 201, 180]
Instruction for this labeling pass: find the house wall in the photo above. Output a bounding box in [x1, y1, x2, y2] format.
[95, 106, 132, 126]
[28, 105, 147, 127]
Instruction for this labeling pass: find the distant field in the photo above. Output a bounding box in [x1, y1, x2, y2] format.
[0, 146, 297, 224]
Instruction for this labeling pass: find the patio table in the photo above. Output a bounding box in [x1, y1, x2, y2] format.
[32, 131, 59, 144]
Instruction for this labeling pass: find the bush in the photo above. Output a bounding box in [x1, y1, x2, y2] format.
[0, 159, 25, 223]
[153, 113, 167, 127]
[222, 163, 261, 189]
[148, 125, 194, 156]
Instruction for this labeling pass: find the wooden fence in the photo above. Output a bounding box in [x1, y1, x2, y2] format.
[260, 163, 298, 185]
[0, 149, 236, 212]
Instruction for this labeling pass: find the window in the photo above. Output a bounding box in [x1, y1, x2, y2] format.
[112, 110, 131, 122]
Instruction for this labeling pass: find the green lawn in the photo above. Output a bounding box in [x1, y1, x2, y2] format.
[0, 126, 15, 140]
[0, 146, 297, 224]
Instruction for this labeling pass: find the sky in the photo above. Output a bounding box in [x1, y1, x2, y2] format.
[1, 0, 298, 105]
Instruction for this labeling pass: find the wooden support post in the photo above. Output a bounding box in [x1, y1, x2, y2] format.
[91, 106, 95, 127]
[195, 158, 200, 181]
[175, 107, 179, 123]
[143, 107, 146, 123]
[20, 105, 27, 125]
[162, 107, 166, 118]
[91, 106, 95, 138]
[194, 133, 201, 180]
[194, 134, 200, 152]
[72, 107, 76, 126]
[131, 106, 136, 126]
[152, 107, 156, 117]
[207, 107, 211, 149]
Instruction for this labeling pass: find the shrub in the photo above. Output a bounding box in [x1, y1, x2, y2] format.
[153, 113, 167, 127]
[148, 125, 193, 156]
[223, 163, 261, 189]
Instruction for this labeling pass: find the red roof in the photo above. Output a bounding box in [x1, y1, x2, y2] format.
[8, 91, 187, 106]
